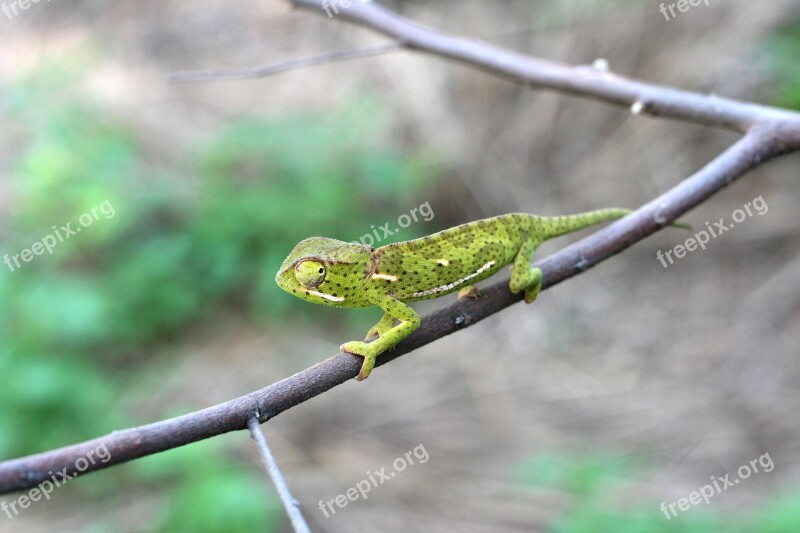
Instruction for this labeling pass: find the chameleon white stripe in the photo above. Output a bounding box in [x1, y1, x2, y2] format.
[409, 260, 495, 298]
[436, 259, 449, 266]
[307, 290, 345, 302]
[371, 273, 399, 282]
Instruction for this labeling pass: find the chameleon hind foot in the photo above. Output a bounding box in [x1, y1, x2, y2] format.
[457, 285, 482, 300]
[523, 274, 542, 303]
[510, 266, 543, 304]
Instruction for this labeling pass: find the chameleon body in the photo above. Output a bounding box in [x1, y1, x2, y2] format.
[276, 208, 630, 380]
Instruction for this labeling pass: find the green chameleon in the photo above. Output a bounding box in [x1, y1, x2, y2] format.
[276, 208, 632, 381]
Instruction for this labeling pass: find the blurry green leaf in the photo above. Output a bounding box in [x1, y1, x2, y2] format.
[515, 451, 632, 496]
[744, 491, 800, 533]
[761, 21, 800, 109]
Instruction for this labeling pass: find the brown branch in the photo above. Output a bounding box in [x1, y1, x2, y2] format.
[248, 415, 311, 533]
[2, 1, 800, 494]
[289, 0, 800, 135]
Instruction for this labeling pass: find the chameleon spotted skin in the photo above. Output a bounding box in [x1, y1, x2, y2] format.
[276, 208, 630, 380]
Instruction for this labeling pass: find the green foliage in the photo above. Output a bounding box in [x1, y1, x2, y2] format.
[516, 450, 633, 497]
[744, 491, 800, 533]
[134, 440, 284, 533]
[514, 451, 800, 532]
[761, 20, 800, 110]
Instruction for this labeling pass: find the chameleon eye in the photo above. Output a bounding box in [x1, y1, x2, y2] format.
[295, 260, 326, 288]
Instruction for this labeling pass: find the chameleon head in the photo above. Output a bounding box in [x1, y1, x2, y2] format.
[275, 237, 374, 308]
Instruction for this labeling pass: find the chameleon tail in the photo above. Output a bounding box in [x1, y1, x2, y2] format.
[538, 208, 632, 239]
[537, 208, 692, 238]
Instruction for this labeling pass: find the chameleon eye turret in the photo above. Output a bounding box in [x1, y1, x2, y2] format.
[295, 260, 326, 288]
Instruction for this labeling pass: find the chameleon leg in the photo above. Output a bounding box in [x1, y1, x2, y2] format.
[365, 312, 395, 340]
[509, 239, 544, 304]
[340, 295, 421, 381]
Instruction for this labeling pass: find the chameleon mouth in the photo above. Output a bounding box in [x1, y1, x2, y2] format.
[306, 289, 345, 302]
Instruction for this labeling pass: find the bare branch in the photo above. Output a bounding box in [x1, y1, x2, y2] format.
[2, 1, 800, 495]
[289, 0, 800, 135]
[248, 415, 311, 533]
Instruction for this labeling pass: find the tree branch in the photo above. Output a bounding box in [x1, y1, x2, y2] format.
[289, 0, 800, 135]
[2, 1, 799, 494]
[248, 415, 311, 533]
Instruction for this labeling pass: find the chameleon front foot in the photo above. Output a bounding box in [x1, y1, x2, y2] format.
[340, 341, 379, 381]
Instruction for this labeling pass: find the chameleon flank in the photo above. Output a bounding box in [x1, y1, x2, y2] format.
[276, 209, 631, 381]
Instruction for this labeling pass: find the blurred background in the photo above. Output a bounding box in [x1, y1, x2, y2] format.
[1, 0, 799, 531]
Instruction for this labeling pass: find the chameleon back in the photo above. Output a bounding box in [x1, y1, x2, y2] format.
[366, 213, 535, 302]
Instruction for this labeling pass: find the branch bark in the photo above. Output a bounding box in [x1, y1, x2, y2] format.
[290, 0, 800, 135]
[1, 0, 799, 494]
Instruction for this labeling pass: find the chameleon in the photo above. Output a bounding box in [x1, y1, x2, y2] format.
[276, 208, 633, 381]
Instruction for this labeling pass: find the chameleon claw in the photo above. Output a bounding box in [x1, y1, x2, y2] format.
[524, 288, 539, 304]
[457, 286, 482, 300]
[521, 267, 543, 304]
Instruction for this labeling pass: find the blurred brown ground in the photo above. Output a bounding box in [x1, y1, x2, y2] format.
[1, 1, 799, 531]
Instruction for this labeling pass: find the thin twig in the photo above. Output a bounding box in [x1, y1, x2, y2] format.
[1, 1, 800, 494]
[288, 0, 800, 135]
[247, 414, 311, 533]
[169, 43, 401, 82]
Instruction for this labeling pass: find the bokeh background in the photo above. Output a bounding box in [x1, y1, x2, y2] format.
[1, 0, 799, 531]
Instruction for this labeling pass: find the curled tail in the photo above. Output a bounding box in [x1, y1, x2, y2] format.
[538, 208, 631, 239]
